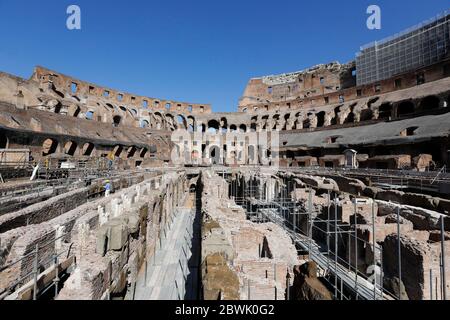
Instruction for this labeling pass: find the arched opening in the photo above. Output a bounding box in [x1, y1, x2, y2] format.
[0, 134, 8, 149]
[239, 124, 247, 133]
[127, 146, 137, 158]
[316, 111, 325, 127]
[42, 138, 58, 156]
[54, 103, 62, 114]
[378, 103, 393, 119]
[209, 146, 221, 165]
[176, 115, 187, 129]
[85, 111, 94, 120]
[419, 95, 440, 111]
[140, 119, 149, 128]
[250, 123, 257, 132]
[331, 106, 341, 125]
[71, 106, 81, 117]
[273, 114, 280, 130]
[187, 116, 196, 131]
[207, 120, 220, 133]
[140, 148, 148, 158]
[230, 124, 237, 132]
[113, 115, 121, 127]
[247, 145, 256, 164]
[303, 118, 310, 129]
[64, 141, 78, 156]
[119, 106, 127, 112]
[82, 142, 95, 156]
[113, 145, 123, 158]
[220, 117, 228, 133]
[360, 108, 373, 121]
[397, 101, 415, 117]
[344, 104, 356, 124]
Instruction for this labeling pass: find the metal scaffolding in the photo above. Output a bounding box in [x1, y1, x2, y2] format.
[222, 169, 448, 300]
[356, 11, 450, 86]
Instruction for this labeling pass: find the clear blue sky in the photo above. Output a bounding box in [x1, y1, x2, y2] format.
[0, 1, 448, 112]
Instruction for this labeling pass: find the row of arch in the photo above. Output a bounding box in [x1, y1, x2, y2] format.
[41, 138, 155, 160]
[43, 90, 450, 133]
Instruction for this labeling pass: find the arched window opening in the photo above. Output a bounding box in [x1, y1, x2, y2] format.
[209, 146, 221, 165]
[303, 118, 310, 129]
[113, 115, 121, 127]
[207, 120, 220, 133]
[82, 142, 95, 156]
[316, 111, 325, 127]
[86, 111, 94, 120]
[140, 148, 148, 158]
[127, 146, 137, 158]
[42, 138, 58, 156]
[64, 141, 78, 156]
[140, 119, 149, 128]
[419, 96, 440, 111]
[378, 103, 393, 119]
[360, 109, 373, 121]
[239, 124, 247, 133]
[397, 101, 415, 117]
[113, 145, 123, 157]
[229, 124, 237, 132]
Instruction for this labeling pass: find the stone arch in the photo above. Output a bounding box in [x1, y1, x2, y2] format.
[344, 103, 357, 124]
[207, 119, 220, 133]
[239, 124, 247, 133]
[64, 141, 78, 156]
[140, 119, 150, 128]
[85, 110, 94, 120]
[397, 101, 415, 117]
[42, 138, 58, 156]
[113, 145, 124, 158]
[187, 116, 196, 130]
[113, 115, 122, 127]
[176, 114, 187, 129]
[209, 145, 221, 164]
[82, 142, 95, 156]
[220, 117, 228, 133]
[316, 111, 325, 127]
[419, 95, 440, 111]
[378, 103, 393, 119]
[331, 106, 341, 125]
[229, 124, 237, 132]
[140, 147, 148, 158]
[127, 146, 137, 158]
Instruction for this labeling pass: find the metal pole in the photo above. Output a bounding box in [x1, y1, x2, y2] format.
[286, 270, 291, 300]
[334, 197, 338, 298]
[53, 254, 59, 298]
[308, 188, 313, 259]
[33, 244, 39, 300]
[397, 206, 402, 300]
[326, 191, 330, 273]
[430, 269, 433, 300]
[372, 201, 377, 300]
[354, 199, 358, 277]
[248, 279, 251, 300]
[441, 215, 447, 300]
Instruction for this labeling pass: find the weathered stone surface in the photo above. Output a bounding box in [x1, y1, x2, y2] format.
[292, 261, 333, 300]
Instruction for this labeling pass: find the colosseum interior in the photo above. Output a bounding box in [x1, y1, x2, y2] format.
[0, 12, 449, 302]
